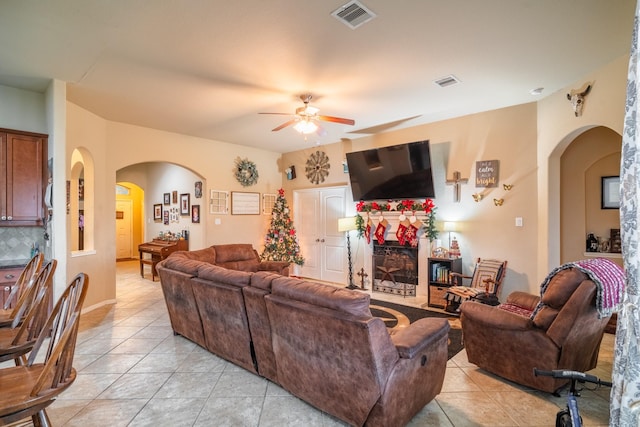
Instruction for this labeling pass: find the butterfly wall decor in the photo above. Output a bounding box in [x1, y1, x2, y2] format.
[472, 193, 483, 202]
[494, 198, 504, 206]
[503, 184, 513, 191]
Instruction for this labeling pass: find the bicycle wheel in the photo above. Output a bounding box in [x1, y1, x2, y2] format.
[556, 410, 572, 426]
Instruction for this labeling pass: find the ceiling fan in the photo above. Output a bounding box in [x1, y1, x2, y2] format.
[259, 94, 355, 134]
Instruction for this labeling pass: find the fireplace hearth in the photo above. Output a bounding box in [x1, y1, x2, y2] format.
[372, 241, 418, 296]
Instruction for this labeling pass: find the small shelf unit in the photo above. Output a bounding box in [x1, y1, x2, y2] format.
[427, 257, 462, 309]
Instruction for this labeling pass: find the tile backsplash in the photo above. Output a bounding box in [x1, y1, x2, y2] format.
[0, 227, 47, 263]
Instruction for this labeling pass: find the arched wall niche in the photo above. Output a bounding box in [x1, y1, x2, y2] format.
[70, 147, 95, 254]
[557, 125, 622, 266]
[116, 161, 207, 250]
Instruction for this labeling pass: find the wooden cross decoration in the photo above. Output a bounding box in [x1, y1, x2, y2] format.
[446, 170, 469, 203]
[357, 268, 369, 290]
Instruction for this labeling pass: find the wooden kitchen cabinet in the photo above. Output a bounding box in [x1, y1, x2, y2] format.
[0, 267, 23, 309]
[0, 129, 48, 226]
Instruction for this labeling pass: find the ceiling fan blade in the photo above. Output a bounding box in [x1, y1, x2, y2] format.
[259, 112, 292, 116]
[272, 119, 297, 131]
[316, 115, 355, 126]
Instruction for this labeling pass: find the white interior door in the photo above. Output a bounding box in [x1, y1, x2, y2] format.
[115, 200, 133, 259]
[294, 187, 346, 283]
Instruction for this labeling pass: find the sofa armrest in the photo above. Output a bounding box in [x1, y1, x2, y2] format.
[391, 318, 450, 359]
[505, 291, 540, 311]
[460, 301, 533, 331]
[258, 261, 290, 276]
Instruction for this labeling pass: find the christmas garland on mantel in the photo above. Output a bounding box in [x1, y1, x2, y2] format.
[355, 199, 438, 241]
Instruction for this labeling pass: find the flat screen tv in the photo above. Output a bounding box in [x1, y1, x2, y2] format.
[346, 140, 435, 201]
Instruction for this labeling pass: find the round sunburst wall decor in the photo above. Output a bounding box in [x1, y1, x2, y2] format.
[235, 157, 259, 187]
[305, 150, 330, 185]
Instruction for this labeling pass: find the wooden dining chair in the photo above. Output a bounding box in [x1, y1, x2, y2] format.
[0, 272, 88, 427]
[0, 259, 56, 365]
[0, 253, 44, 327]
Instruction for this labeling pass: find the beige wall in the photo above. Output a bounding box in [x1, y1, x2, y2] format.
[65, 103, 284, 309]
[536, 54, 628, 281]
[11, 53, 628, 310]
[282, 103, 539, 297]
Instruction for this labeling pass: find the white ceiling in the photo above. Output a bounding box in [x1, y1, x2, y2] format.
[0, 0, 635, 153]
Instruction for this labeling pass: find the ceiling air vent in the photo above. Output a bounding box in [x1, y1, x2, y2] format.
[332, 1, 376, 29]
[434, 75, 461, 88]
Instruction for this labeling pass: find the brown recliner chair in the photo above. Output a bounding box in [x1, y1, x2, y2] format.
[460, 266, 613, 393]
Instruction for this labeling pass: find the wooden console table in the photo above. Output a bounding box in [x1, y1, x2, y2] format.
[138, 238, 188, 281]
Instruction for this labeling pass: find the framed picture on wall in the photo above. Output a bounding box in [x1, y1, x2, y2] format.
[153, 204, 162, 221]
[163, 193, 170, 205]
[601, 176, 620, 209]
[180, 193, 190, 215]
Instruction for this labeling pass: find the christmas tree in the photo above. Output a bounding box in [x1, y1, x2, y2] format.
[261, 188, 304, 265]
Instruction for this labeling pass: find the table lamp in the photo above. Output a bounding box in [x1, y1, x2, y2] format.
[443, 221, 457, 250]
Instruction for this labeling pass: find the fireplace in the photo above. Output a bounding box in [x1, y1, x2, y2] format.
[372, 241, 419, 296]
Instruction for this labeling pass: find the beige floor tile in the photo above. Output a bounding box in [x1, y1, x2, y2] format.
[441, 367, 483, 393]
[436, 391, 519, 426]
[129, 398, 207, 427]
[63, 398, 148, 427]
[40, 260, 614, 427]
[97, 372, 172, 399]
[194, 396, 264, 426]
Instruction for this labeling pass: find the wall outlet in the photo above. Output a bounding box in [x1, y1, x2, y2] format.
[515, 217, 523, 227]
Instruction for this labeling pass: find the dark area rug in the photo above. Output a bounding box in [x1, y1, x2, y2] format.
[370, 299, 464, 359]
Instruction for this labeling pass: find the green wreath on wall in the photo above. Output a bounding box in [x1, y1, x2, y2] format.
[235, 157, 259, 187]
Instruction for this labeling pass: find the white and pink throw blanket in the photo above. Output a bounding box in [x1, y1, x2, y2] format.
[539, 258, 625, 318]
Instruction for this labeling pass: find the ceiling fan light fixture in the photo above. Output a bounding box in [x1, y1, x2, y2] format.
[294, 119, 319, 134]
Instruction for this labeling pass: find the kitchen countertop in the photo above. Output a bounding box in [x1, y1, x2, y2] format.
[0, 259, 29, 269]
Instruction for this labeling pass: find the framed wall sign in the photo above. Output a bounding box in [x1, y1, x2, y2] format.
[475, 160, 499, 188]
[601, 176, 620, 209]
[231, 192, 260, 215]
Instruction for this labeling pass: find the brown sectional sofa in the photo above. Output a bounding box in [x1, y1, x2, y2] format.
[156, 244, 451, 427]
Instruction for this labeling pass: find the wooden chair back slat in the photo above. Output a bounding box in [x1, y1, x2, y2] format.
[28, 273, 88, 396]
[11, 260, 57, 346]
[4, 253, 44, 318]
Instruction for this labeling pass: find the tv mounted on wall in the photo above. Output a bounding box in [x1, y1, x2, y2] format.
[345, 140, 435, 201]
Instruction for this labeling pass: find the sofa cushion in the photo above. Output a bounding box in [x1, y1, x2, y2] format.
[160, 256, 203, 276]
[533, 268, 586, 329]
[541, 268, 586, 308]
[213, 244, 257, 263]
[251, 271, 281, 291]
[216, 260, 259, 272]
[197, 263, 252, 287]
[271, 278, 371, 317]
[171, 247, 216, 263]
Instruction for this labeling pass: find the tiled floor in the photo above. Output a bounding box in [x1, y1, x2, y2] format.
[13, 260, 614, 426]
